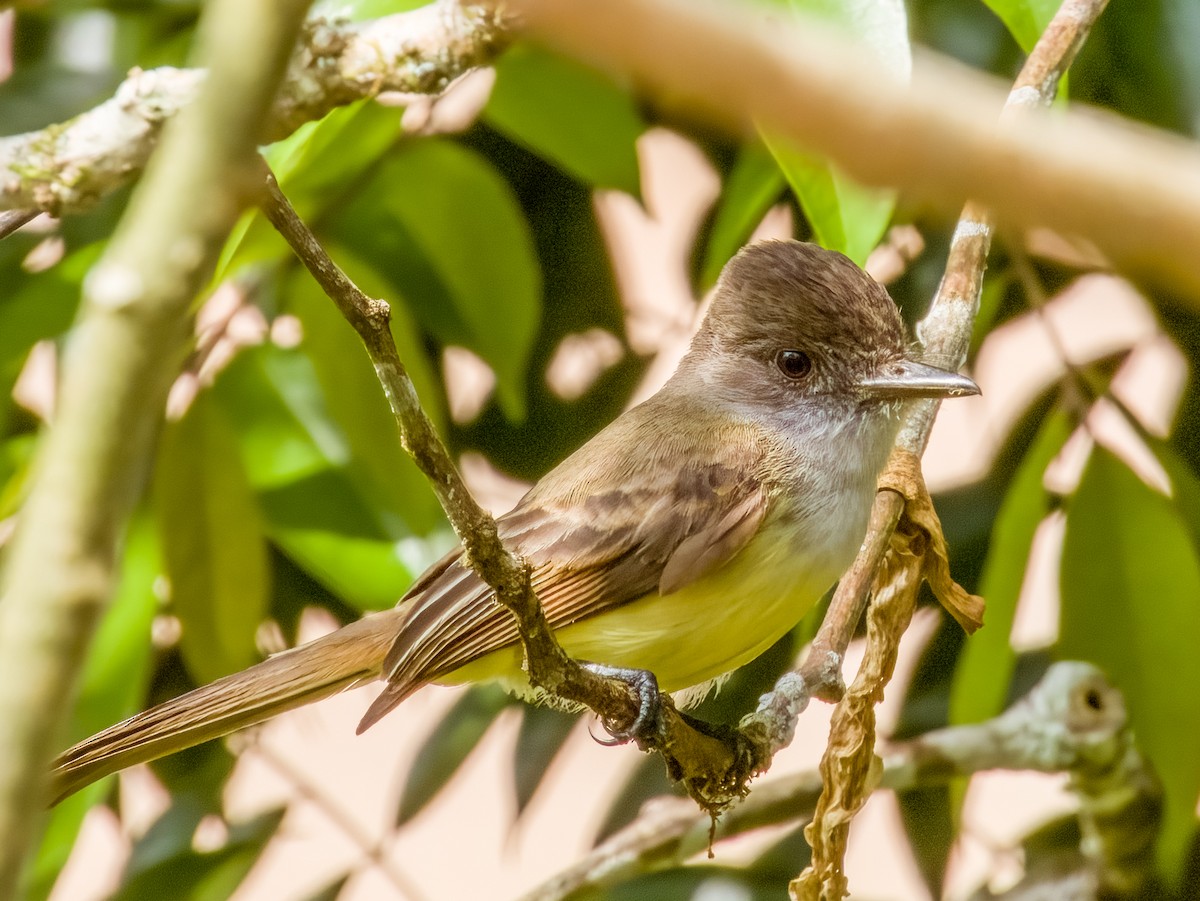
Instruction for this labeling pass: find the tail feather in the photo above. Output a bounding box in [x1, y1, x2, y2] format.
[50, 607, 407, 804]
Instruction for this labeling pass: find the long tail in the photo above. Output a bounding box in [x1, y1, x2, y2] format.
[50, 607, 408, 804]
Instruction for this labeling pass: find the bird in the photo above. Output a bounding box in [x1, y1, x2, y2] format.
[51, 239, 978, 802]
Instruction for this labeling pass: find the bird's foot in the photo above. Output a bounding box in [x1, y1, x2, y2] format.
[583, 662, 665, 747]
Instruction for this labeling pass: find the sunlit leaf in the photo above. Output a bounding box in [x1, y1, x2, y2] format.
[216, 101, 404, 281]
[0, 432, 35, 519]
[950, 409, 1072, 726]
[310, 0, 431, 22]
[215, 348, 349, 491]
[699, 142, 786, 289]
[285, 246, 446, 533]
[261, 470, 451, 610]
[396, 684, 512, 826]
[1060, 446, 1200, 879]
[760, 0, 910, 264]
[214, 344, 451, 610]
[981, 0, 1061, 51]
[329, 139, 541, 420]
[486, 44, 643, 195]
[156, 394, 271, 684]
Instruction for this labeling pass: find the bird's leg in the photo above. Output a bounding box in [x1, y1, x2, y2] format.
[582, 662, 665, 746]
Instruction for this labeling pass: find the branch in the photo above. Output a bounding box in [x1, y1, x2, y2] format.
[524, 662, 1159, 901]
[742, 0, 1108, 763]
[0, 1, 511, 217]
[499, 0, 1200, 304]
[257, 164, 762, 814]
[0, 0, 312, 893]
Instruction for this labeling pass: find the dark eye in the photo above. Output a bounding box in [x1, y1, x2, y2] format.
[775, 349, 812, 380]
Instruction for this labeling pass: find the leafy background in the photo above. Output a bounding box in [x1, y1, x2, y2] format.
[3, 0, 1200, 898]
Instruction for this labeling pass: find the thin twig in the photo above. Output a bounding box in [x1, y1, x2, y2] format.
[0, 209, 38, 240]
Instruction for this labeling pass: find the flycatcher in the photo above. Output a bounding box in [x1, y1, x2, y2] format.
[52, 240, 977, 801]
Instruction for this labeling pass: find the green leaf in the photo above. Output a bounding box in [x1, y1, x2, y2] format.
[981, 0, 1061, 52]
[1060, 446, 1200, 880]
[261, 470, 451, 611]
[396, 684, 512, 826]
[485, 43, 643, 195]
[1150, 439, 1200, 559]
[156, 393, 271, 684]
[215, 347, 350, 491]
[760, 0, 910, 263]
[0, 432, 35, 519]
[764, 137, 895, 267]
[216, 101, 405, 282]
[950, 409, 1072, 726]
[513, 705, 577, 817]
[330, 139, 542, 420]
[214, 344, 451, 610]
[0, 242, 100, 429]
[285, 246, 445, 533]
[113, 808, 286, 901]
[310, 0, 431, 22]
[699, 142, 786, 289]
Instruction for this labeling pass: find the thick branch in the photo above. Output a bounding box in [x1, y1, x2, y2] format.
[0, 1, 510, 217]
[525, 662, 1157, 901]
[500, 0, 1200, 303]
[0, 0, 312, 893]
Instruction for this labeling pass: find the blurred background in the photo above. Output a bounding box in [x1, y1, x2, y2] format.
[2, 0, 1200, 898]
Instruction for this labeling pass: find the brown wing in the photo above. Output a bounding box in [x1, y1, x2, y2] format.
[359, 400, 771, 728]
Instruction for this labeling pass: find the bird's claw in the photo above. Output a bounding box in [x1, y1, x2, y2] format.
[583, 662, 664, 747]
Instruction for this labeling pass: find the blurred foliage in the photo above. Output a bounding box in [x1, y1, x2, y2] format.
[3, 0, 1200, 898]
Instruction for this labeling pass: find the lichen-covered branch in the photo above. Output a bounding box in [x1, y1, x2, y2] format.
[0, 0, 312, 894]
[524, 662, 1158, 901]
[0, 1, 511, 217]
[269, 3, 512, 139]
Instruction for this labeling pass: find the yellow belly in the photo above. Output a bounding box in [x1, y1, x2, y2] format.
[440, 516, 849, 701]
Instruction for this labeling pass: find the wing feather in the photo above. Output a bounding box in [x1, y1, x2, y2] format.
[371, 401, 773, 720]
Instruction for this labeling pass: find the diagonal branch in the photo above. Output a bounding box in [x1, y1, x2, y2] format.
[0, 1, 511, 217]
